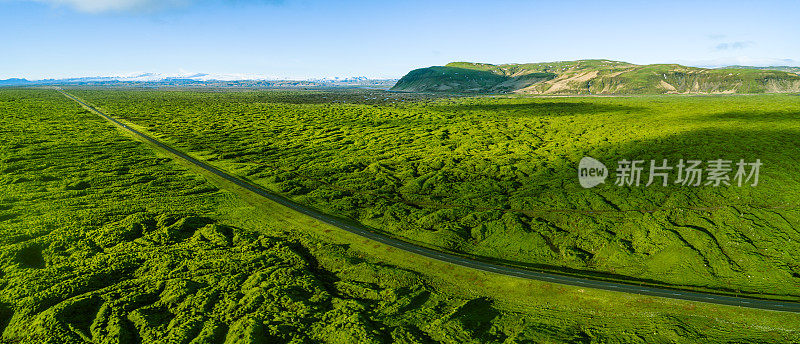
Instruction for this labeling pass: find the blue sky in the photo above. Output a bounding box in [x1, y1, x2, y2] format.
[2, 0, 799, 79]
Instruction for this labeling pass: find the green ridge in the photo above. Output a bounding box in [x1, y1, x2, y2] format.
[391, 60, 800, 94]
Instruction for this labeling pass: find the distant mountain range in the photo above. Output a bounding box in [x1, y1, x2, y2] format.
[6, 63, 800, 94]
[722, 65, 800, 74]
[0, 73, 397, 88]
[391, 60, 800, 94]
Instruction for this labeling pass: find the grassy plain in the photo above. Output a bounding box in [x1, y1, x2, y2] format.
[2, 88, 800, 343]
[67, 88, 800, 300]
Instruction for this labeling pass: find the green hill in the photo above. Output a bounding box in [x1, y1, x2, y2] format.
[391, 60, 800, 94]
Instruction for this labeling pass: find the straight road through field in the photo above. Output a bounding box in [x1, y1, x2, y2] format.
[56, 87, 800, 313]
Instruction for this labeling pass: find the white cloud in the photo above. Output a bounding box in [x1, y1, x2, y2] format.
[17, 0, 283, 13]
[715, 41, 754, 51]
[24, 0, 193, 13]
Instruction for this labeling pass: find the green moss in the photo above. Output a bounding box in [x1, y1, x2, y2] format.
[3, 88, 800, 343]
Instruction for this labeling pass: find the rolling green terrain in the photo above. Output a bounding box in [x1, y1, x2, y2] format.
[3, 88, 800, 342]
[64, 88, 800, 301]
[0, 89, 544, 343]
[391, 60, 800, 94]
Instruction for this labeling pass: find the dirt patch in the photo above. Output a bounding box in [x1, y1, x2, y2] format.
[659, 80, 677, 92]
[540, 71, 599, 94]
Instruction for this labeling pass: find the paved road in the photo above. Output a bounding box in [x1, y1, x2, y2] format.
[57, 88, 800, 313]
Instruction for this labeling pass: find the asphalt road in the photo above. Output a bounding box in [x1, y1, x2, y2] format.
[57, 88, 800, 313]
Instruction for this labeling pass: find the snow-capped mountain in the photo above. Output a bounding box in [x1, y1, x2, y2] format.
[0, 73, 397, 87]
